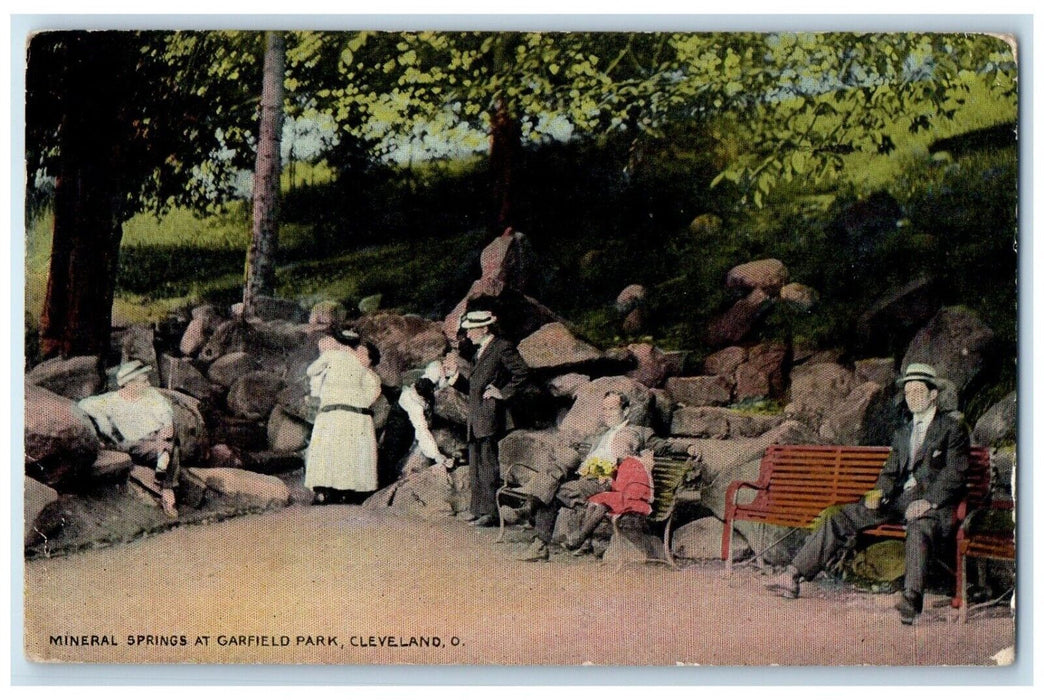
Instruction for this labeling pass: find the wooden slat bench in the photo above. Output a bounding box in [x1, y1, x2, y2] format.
[722, 443, 1003, 617]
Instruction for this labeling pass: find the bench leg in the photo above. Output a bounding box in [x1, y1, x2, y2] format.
[494, 489, 506, 543]
[663, 513, 678, 570]
[959, 548, 969, 624]
[724, 524, 733, 575]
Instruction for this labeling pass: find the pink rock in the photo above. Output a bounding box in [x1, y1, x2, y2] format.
[625, 343, 669, 388]
[615, 284, 648, 313]
[703, 346, 747, 378]
[665, 376, 732, 407]
[726, 258, 790, 296]
[704, 288, 772, 348]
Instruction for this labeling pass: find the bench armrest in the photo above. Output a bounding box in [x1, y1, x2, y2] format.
[724, 480, 765, 518]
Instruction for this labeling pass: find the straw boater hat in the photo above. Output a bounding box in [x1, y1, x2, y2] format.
[897, 363, 939, 390]
[116, 360, 152, 387]
[460, 310, 496, 329]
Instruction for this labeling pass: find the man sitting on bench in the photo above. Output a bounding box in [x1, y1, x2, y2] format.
[769, 363, 970, 625]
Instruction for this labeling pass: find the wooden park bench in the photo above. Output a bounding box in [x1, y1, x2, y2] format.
[721, 443, 1007, 619]
[497, 454, 701, 568]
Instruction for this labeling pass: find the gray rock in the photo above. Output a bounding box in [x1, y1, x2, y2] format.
[179, 305, 222, 356]
[357, 294, 383, 314]
[546, 373, 591, 399]
[779, 282, 819, 309]
[705, 288, 773, 348]
[625, 343, 669, 388]
[26, 356, 102, 401]
[703, 346, 747, 379]
[665, 376, 731, 407]
[671, 516, 752, 561]
[187, 467, 291, 509]
[372, 393, 391, 434]
[443, 287, 560, 343]
[727, 258, 789, 296]
[24, 476, 59, 548]
[207, 351, 260, 388]
[227, 371, 285, 420]
[559, 376, 653, 441]
[25, 384, 101, 489]
[856, 276, 940, 351]
[354, 313, 449, 384]
[973, 391, 1016, 447]
[112, 325, 159, 381]
[784, 362, 856, 427]
[308, 300, 347, 327]
[819, 381, 885, 446]
[156, 389, 209, 463]
[615, 284, 647, 313]
[497, 430, 580, 502]
[855, 358, 896, 387]
[87, 450, 134, 482]
[902, 306, 995, 395]
[746, 343, 788, 397]
[158, 355, 215, 401]
[734, 362, 770, 401]
[670, 406, 786, 439]
[198, 318, 311, 369]
[249, 295, 309, 323]
[518, 322, 601, 370]
[434, 385, 469, 426]
[267, 405, 312, 453]
[661, 351, 689, 379]
[275, 379, 316, 425]
[621, 308, 645, 335]
[365, 465, 455, 520]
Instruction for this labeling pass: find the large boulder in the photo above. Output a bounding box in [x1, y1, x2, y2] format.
[855, 276, 940, 354]
[86, 450, 134, 482]
[179, 304, 223, 357]
[226, 371, 285, 420]
[24, 384, 101, 489]
[207, 351, 261, 388]
[187, 467, 291, 509]
[442, 288, 560, 343]
[364, 465, 455, 520]
[559, 376, 653, 441]
[705, 288, 773, 348]
[267, 406, 312, 453]
[248, 295, 308, 323]
[784, 362, 856, 427]
[198, 318, 311, 370]
[206, 413, 268, 452]
[625, 343, 669, 388]
[902, 306, 996, 396]
[546, 373, 591, 399]
[855, 358, 896, 388]
[158, 355, 216, 401]
[726, 258, 789, 296]
[746, 343, 788, 397]
[354, 313, 449, 372]
[665, 376, 731, 407]
[480, 228, 535, 293]
[26, 356, 103, 401]
[670, 406, 786, 439]
[621, 308, 645, 335]
[497, 430, 580, 503]
[819, 381, 885, 446]
[24, 476, 59, 548]
[518, 322, 601, 371]
[671, 516, 752, 561]
[973, 391, 1017, 447]
[703, 346, 747, 379]
[275, 379, 316, 425]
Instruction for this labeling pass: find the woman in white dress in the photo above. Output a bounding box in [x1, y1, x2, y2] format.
[304, 330, 383, 504]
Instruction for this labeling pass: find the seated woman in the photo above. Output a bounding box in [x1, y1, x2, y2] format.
[565, 450, 655, 554]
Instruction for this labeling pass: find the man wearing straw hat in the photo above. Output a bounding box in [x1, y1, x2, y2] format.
[443, 309, 530, 527]
[79, 360, 180, 518]
[768, 363, 970, 625]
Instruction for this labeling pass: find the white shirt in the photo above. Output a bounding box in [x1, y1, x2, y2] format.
[78, 388, 173, 444]
[586, 419, 630, 463]
[904, 405, 937, 490]
[398, 385, 447, 462]
[474, 333, 494, 362]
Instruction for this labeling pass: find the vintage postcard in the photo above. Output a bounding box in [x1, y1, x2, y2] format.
[19, 26, 1018, 667]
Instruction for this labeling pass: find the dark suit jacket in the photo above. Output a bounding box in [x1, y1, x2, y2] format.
[451, 336, 529, 440]
[876, 410, 970, 510]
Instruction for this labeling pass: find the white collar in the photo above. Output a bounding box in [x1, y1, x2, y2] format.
[912, 405, 937, 427]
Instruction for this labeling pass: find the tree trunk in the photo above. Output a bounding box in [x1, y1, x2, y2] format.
[488, 96, 521, 235]
[39, 35, 122, 360]
[243, 31, 285, 312]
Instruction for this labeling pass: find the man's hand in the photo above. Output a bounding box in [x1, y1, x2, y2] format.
[904, 499, 932, 521]
[483, 385, 503, 400]
[442, 354, 458, 376]
[686, 443, 702, 460]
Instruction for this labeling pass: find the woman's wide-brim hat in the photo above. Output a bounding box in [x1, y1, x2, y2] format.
[116, 360, 152, 386]
[460, 310, 496, 329]
[897, 362, 939, 389]
[332, 328, 361, 345]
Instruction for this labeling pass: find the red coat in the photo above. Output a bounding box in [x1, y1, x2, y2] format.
[587, 456, 653, 516]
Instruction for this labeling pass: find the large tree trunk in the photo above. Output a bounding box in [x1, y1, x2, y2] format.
[243, 31, 286, 312]
[39, 35, 122, 360]
[488, 97, 521, 235]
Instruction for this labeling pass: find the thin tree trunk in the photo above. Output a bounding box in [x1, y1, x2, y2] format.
[488, 96, 521, 235]
[243, 31, 285, 312]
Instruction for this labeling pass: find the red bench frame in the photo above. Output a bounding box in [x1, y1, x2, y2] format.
[722, 444, 1005, 618]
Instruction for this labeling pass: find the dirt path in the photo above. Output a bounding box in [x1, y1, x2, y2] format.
[23, 505, 1014, 666]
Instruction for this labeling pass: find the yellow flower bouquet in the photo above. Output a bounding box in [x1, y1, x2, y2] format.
[578, 456, 617, 483]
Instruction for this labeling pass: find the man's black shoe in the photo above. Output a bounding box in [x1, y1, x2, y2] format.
[470, 514, 495, 527]
[895, 592, 922, 625]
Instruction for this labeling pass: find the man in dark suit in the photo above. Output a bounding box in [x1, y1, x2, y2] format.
[769, 363, 970, 624]
[444, 310, 530, 527]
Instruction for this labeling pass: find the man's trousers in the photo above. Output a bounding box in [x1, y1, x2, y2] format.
[469, 436, 500, 518]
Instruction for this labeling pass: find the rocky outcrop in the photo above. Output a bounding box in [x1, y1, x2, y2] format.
[665, 376, 731, 407]
[785, 362, 856, 428]
[559, 376, 653, 441]
[902, 306, 995, 396]
[179, 305, 222, 357]
[779, 282, 818, 310]
[671, 406, 786, 439]
[819, 381, 885, 446]
[207, 351, 261, 388]
[158, 355, 216, 401]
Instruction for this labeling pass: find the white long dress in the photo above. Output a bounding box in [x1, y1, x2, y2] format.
[304, 349, 382, 492]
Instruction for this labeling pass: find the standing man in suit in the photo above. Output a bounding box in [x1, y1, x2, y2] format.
[444, 309, 530, 527]
[769, 363, 970, 624]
